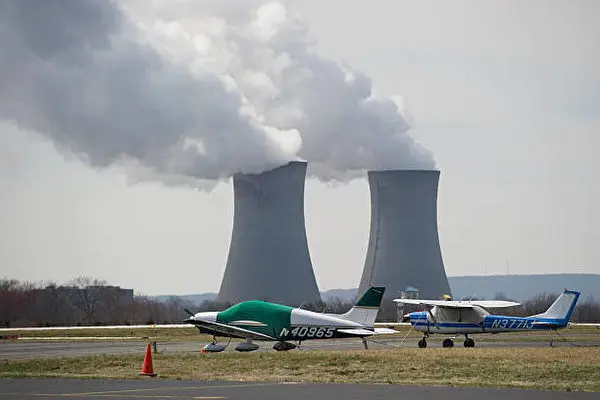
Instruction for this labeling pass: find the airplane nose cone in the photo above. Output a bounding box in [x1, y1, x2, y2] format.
[185, 311, 218, 324]
[200, 311, 218, 322]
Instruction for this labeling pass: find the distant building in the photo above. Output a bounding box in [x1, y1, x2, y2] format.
[56, 285, 134, 304]
[400, 286, 420, 299]
[396, 286, 421, 321]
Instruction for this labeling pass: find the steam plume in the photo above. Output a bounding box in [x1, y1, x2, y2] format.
[0, 0, 435, 188]
[0, 0, 301, 186]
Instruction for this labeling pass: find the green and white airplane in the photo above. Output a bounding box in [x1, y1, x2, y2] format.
[183, 286, 395, 352]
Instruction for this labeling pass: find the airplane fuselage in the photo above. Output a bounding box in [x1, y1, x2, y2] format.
[188, 300, 379, 341]
[398, 289, 580, 348]
[408, 311, 569, 335]
[184, 286, 392, 352]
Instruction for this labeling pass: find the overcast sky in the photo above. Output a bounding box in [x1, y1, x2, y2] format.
[1, 0, 598, 295]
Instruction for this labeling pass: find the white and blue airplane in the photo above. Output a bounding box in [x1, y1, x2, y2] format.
[394, 289, 580, 348]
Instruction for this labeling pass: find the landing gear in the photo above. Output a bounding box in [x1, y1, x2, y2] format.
[362, 337, 369, 350]
[463, 335, 475, 348]
[442, 338, 454, 348]
[417, 333, 430, 348]
[273, 341, 296, 351]
[235, 337, 259, 352]
[202, 335, 229, 353]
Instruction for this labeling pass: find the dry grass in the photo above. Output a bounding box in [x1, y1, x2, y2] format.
[1, 348, 599, 391]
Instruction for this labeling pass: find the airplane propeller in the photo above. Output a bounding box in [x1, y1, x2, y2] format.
[183, 308, 195, 317]
[427, 309, 440, 330]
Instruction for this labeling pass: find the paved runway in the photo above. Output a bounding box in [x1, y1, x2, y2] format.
[2, 335, 599, 360]
[0, 378, 597, 400]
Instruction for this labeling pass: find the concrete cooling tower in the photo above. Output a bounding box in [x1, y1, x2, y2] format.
[358, 169, 451, 300]
[217, 161, 321, 306]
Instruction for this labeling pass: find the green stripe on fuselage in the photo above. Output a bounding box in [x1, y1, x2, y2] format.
[217, 300, 293, 339]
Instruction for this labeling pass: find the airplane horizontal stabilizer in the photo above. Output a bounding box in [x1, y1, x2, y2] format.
[373, 327, 398, 334]
[337, 328, 378, 336]
[532, 321, 563, 328]
[336, 327, 397, 336]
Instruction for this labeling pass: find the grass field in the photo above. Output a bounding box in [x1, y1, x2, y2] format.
[1, 348, 599, 391]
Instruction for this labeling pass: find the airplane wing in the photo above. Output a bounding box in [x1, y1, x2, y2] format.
[184, 318, 277, 341]
[471, 300, 521, 308]
[393, 299, 521, 309]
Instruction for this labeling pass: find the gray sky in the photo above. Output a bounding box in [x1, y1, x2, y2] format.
[0, 0, 598, 295]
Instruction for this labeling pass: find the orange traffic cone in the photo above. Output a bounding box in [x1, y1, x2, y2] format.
[140, 343, 157, 377]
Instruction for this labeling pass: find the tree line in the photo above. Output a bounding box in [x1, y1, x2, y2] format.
[0, 277, 194, 328]
[1, 277, 599, 328]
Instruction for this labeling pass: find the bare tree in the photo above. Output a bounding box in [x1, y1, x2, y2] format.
[517, 292, 559, 317]
[69, 276, 108, 325]
[572, 296, 600, 322]
[323, 297, 355, 314]
[3, 275, 600, 327]
[0, 278, 21, 327]
[31, 282, 72, 326]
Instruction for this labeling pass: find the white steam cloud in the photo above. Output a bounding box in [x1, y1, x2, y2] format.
[0, 0, 435, 187]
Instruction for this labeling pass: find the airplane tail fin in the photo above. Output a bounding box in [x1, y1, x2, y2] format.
[529, 290, 580, 326]
[338, 286, 385, 326]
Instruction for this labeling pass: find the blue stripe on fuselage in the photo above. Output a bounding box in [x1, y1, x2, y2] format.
[408, 312, 569, 332]
[408, 312, 481, 329]
[413, 322, 481, 328]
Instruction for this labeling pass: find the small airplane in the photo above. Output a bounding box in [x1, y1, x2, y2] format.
[183, 286, 396, 352]
[394, 289, 580, 348]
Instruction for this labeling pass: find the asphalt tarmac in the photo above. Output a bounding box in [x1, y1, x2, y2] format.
[2, 335, 599, 360]
[0, 378, 597, 400]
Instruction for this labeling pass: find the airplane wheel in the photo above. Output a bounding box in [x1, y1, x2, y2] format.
[442, 338, 454, 348]
[418, 338, 427, 348]
[273, 341, 296, 351]
[464, 338, 475, 348]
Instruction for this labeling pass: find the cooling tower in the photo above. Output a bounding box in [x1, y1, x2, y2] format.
[358, 169, 451, 300]
[218, 161, 321, 306]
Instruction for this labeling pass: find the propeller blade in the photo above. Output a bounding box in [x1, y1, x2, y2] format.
[427, 309, 440, 330]
[183, 308, 195, 317]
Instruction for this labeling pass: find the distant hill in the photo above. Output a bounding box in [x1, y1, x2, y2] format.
[152, 274, 600, 305]
[319, 275, 600, 303]
[448, 274, 600, 302]
[152, 290, 360, 305]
